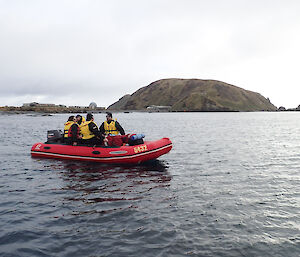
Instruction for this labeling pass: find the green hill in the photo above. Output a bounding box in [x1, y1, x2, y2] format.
[108, 78, 277, 111]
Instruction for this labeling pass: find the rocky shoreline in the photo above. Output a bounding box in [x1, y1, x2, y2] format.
[0, 106, 105, 114]
[2, 107, 300, 114]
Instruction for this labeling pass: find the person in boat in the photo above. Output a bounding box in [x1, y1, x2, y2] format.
[63, 116, 81, 145]
[99, 112, 125, 136]
[68, 116, 82, 146]
[63, 116, 75, 140]
[76, 114, 85, 140]
[80, 113, 104, 145]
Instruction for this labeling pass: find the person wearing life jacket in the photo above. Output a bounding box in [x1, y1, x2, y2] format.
[64, 115, 81, 145]
[64, 116, 75, 139]
[75, 114, 85, 139]
[80, 113, 104, 145]
[99, 112, 125, 136]
[68, 115, 82, 146]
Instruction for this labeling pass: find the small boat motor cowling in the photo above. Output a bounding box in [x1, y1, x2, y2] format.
[47, 130, 63, 143]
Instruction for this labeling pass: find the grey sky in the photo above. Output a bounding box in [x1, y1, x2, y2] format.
[1, 0, 300, 108]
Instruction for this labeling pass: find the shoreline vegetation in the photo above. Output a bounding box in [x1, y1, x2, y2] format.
[2, 79, 300, 113]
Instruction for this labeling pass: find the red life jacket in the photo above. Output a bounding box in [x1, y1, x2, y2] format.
[68, 124, 80, 138]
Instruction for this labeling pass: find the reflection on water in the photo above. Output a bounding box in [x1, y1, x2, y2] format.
[44, 160, 172, 216]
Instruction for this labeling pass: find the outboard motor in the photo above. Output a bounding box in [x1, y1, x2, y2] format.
[47, 130, 63, 143]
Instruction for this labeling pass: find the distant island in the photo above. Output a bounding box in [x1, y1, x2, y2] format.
[108, 78, 277, 112]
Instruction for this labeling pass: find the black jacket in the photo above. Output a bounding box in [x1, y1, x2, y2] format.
[88, 121, 102, 138]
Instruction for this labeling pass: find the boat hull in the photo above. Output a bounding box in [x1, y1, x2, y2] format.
[31, 138, 172, 164]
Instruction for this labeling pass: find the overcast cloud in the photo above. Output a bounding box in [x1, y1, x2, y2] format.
[1, 0, 300, 108]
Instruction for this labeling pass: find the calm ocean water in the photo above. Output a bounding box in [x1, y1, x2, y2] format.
[0, 112, 300, 257]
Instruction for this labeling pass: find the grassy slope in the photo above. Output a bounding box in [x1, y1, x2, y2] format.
[110, 79, 277, 111]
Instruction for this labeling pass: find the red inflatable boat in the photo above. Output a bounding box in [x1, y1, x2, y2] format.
[31, 138, 172, 164]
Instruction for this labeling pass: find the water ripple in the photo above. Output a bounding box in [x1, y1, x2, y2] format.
[1, 113, 300, 256]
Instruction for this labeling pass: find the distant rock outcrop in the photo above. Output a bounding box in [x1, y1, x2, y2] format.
[279, 104, 300, 111]
[108, 78, 277, 112]
[278, 106, 286, 111]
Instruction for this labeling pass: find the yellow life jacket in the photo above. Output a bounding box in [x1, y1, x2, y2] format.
[64, 121, 74, 138]
[78, 117, 86, 136]
[80, 120, 97, 140]
[104, 120, 119, 135]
